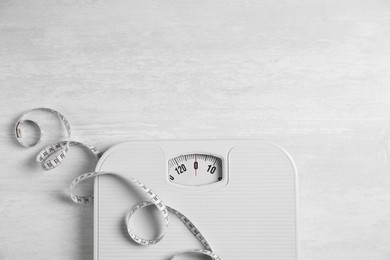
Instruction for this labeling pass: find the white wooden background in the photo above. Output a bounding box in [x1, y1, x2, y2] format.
[1, 0, 390, 259]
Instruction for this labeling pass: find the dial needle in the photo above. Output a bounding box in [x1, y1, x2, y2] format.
[194, 155, 197, 177]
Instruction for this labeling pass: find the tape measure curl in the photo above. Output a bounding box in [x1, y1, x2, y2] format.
[70, 171, 221, 260]
[15, 108, 223, 260]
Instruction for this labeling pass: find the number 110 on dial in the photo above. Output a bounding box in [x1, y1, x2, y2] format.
[168, 153, 223, 187]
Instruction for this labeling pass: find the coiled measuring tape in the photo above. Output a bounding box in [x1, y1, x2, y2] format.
[15, 107, 223, 260]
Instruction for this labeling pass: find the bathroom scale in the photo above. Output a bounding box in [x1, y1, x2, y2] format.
[94, 140, 298, 260]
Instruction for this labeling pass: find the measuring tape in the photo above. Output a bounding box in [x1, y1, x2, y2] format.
[15, 107, 223, 260]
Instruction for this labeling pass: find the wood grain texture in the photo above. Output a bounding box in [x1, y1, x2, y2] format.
[1, 0, 390, 259]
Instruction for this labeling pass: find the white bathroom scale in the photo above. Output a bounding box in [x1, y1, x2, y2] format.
[94, 140, 298, 260]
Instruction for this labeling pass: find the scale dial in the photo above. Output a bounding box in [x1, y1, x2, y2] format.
[168, 154, 223, 187]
